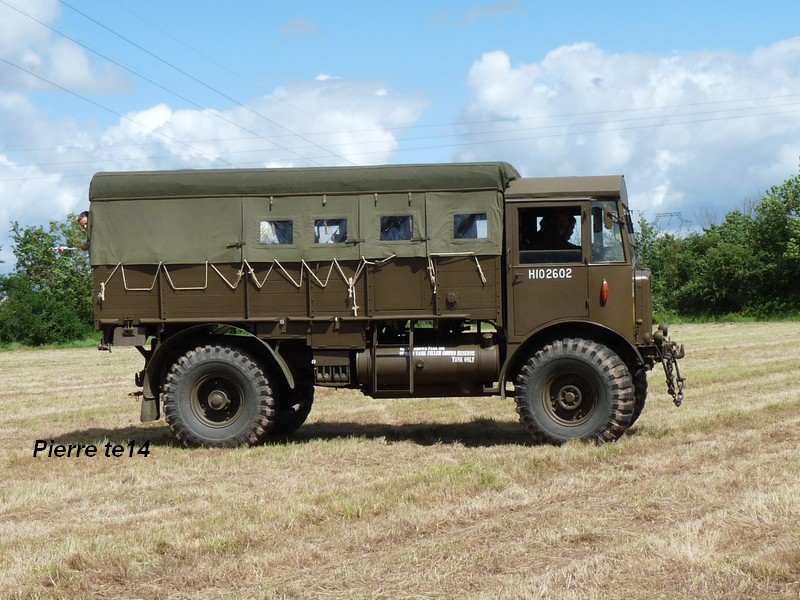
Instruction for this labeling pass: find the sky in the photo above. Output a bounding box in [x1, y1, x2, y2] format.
[2, 0, 800, 271]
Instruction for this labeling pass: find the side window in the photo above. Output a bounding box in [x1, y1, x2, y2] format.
[518, 206, 582, 264]
[259, 220, 293, 245]
[314, 218, 347, 244]
[380, 215, 413, 241]
[591, 200, 625, 262]
[454, 213, 487, 239]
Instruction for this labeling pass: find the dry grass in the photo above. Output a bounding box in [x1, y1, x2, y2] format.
[1, 323, 799, 599]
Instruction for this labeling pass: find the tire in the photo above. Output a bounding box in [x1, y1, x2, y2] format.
[273, 378, 314, 435]
[162, 344, 277, 447]
[515, 338, 634, 444]
[629, 368, 648, 427]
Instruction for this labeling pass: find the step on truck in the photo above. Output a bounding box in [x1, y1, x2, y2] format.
[90, 162, 685, 447]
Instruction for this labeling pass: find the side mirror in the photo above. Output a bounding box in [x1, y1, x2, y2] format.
[603, 203, 614, 230]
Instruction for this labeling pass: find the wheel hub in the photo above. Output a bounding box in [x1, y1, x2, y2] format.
[541, 373, 595, 427]
[207, 389, 231, 411]
[191, 375, 244, 427]
[557, 385, 582, 410]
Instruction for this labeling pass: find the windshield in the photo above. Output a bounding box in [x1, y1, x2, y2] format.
[591, 200, 625, 263]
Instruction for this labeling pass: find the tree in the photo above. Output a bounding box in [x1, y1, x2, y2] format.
[750, 172, 800, 311]
[677, 212, 762, 315]
[0, 215, 93, 345]
[635, 216, 697, 316]
[636, 165, 800, 318]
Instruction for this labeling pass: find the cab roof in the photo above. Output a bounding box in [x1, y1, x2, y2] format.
[505, 176, 626, 200]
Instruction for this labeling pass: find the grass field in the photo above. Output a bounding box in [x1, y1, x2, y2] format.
[1, 323, 799, 599]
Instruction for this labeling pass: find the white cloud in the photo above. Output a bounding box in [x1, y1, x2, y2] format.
[434, 1, 526, 27]
[456, 41, 800, 225]
[0, 75, 428, 270]
[4, 2, 800, 275]
[91, 78, 429, 171]
[280, 17, 321, 37]
[47, 38, 129, 93]
[0, 0, 128, 94]
[463, 1, 526, 25]
[0, 0, 57, 56]
[0, 0, 429, 271]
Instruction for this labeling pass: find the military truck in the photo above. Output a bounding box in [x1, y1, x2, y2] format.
[89, 162, 684, 447]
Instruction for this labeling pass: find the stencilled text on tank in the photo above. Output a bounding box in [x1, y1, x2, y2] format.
[399, 347, 477, 363]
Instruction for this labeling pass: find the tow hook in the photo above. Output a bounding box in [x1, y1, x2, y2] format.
[653, 324, 685, 407]
[660, 340, 685, 407]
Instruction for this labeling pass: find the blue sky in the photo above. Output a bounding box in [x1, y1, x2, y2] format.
[2, 0, 800, 270]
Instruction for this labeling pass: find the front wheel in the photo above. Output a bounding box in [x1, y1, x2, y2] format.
[629, 368, 648, 427]
[162, 344, 277, 447]
[515, 338, 634, 444]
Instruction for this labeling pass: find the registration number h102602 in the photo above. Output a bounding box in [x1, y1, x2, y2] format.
[528, 267, 573, 280]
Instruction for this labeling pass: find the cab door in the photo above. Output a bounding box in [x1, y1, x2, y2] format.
[506, 201, 589, 341]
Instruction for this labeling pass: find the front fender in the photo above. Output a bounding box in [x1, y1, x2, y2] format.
[499, 321, 644, 399]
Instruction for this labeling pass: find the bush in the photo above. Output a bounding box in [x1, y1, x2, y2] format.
[0, 274, 93, 345]
[0, 216, 93, 346]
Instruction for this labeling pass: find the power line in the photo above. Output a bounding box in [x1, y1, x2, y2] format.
[0, 56, 235, 167]
[101, 0, 331, 137]
[4, 102, 800, 181]
[0, 0, 328, 167]
[5, 97, 800, 169]
[66, 0, 800, 145]
[56, 0, 354, 165]
[3, 0, 800, 176]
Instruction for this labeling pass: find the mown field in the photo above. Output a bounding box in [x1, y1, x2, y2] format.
[0, 323, 799, 599]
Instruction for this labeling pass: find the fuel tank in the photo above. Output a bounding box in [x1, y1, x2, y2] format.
[355, 332, 501, 397]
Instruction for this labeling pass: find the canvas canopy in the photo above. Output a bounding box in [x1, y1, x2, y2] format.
[89, 162, 519, 265]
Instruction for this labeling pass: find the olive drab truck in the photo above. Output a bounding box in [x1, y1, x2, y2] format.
[89, 163, 685, 447]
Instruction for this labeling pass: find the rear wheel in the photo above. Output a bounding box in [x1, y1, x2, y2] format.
[162, 344, 277, 447]
[515, 338, 634, 444]
[630, 368, 648, 427]
[273, 377, 314, 435]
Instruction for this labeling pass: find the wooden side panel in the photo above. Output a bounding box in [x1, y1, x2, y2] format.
[307, 262, 367, 318]
[95, 257, 501, 324]
[369, 258, 433, 316]
[160, 264, 245, 320]
[246, 263, 307, 318]
[94, 264, 160, 322]
[434, 256, 502, 321]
